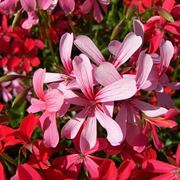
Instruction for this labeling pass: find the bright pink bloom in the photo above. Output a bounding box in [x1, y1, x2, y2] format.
[81, 0, 110, 23]
[74, 32, 142, 68]
[61, 54, 137, 151]
[28, 69, 64, 148]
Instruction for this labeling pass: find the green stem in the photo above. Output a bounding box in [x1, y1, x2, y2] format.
[1, 154, 17, 166]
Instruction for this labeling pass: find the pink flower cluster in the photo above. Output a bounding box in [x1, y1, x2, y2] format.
[28, 24, 179, 152]
[0, 0, 179, 179]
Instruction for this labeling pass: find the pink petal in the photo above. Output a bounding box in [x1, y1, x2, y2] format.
[37, 0, 52, 10]
[80, 115, 97, 153]
[0, 0, 17, 14]
[133, 19, 144, 38]
[94, 62, 121, 86]
[159, 40, 174, 75]
[84, 156, 101, 178]
[108, 40, 122, 56]
[59, 0, 75, 15]
[136, 51, 153, 89]
[99, 0, 110, 5]
[33, 68, 45, 99]
[113, 32, 142, 68]
[73, 54, 94, 100]
[43, 113, 59, 148]
[95, 107, 123, 146]
[95, 77, 137, 103]
[132, 99, 168, 117]
[44, 73, 67, 83]
[101, 101, 114, 117]
[59, 33, 73, 74]
[74, 35, 105, 65]
[44, 89, 64, 112]
[61, 110, 86, 139]
[27, 98, 46, 113]
[22, 12, 39, 29]
[20, 0, 36, 12]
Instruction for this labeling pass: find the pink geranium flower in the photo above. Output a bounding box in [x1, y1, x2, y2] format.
[74, 32, 142, 68]
[61, 53, 137, 151]
[28, 68, 64, 148]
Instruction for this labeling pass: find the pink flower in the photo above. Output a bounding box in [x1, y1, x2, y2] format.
[20, 0, 57, 29]
[74, 32, 142, 68]
[27, 69, 64, 148]
[61, 54, 137, 151]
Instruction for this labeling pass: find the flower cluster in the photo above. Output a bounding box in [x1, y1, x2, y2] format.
[0, 0, 179, 179]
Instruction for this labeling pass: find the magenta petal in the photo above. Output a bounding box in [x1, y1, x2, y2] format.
[59, 0, 75, 15]
[16, 163, 42, 180]
[93, 0, 103, 23]
[133, 19, 144, 38]
[81, 0, 92, 14]
[80, 115, 97, 153]
[37, 0, 52, 10]
[142, 160, 177, 173]
[115, 103, 127, 142]
[0, 0, 17, 14]
[43, 113, 59, 148]
[74, 35, 105, 65]
[94, 62, 121, 86]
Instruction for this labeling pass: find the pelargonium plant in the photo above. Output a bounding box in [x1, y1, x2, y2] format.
[0, 0, 179, 179]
